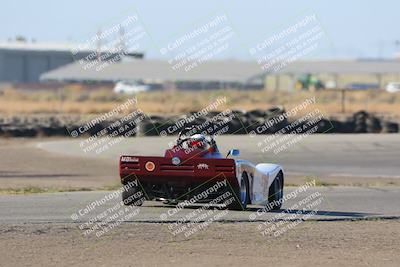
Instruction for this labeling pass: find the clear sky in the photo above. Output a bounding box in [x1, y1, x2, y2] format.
[1, 0, 399, 60]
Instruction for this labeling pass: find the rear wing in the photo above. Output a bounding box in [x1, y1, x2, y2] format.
[119, 155, 238, 187]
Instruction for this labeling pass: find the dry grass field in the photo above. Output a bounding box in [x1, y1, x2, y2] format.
[0, 85, 400, 118]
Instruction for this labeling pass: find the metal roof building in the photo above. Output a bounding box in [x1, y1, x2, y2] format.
[40, 59, 400, 90]
[40, 59, 261, 83]
[0, 42, 143, 83]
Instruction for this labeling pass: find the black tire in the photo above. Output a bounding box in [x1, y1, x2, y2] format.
[226, 173, 249, 211]
[382, 121, 399, 133]
[246, 109, 265, 119]
[136, 121, 159, 136]
[328, 119, 342, 133]
[266, 107, 285, 117]
[122, 185, 144, 206]
[267, 172, 284, 211]
[366, 117, 381, 132]
[354, 118, 367, 133]
[341, 120, 353, 133]
[226, 118, 245, 134]
[353, 111, 368, 121]
[315, 119, 332, 133]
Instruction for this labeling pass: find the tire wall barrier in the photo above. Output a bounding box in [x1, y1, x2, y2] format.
[0, 109, 398, 137]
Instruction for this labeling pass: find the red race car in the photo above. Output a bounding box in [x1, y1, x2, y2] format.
[119, 127, 284, 210]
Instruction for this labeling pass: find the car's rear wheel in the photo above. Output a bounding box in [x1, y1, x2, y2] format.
[267, 172, 284, 211]
[226, 173, 249, 211]
[122, 185, 144, 206]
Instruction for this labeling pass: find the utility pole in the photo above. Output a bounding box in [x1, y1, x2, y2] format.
[96, 29, 102, 61]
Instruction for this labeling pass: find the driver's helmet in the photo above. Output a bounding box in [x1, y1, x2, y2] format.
[189, 134, 207, 149]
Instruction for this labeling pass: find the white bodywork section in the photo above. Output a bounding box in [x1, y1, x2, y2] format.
[234, 159, 283, 205]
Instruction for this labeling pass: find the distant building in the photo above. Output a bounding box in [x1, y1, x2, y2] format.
[0, 41, 143, 83]
[40, 59, 400, 90]
[40, 59, 265, 90]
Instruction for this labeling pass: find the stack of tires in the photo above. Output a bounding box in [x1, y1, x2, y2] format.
[265, 107, 289, 134]
[244, 109, 266, 134]
[0, 109, 399, 137]
[244, 107, 289, 134]
[136, 115, 166, 136]
[226, 110, 247, 134]
[381, 121, 399, 133]
[333, 111, 399, 134]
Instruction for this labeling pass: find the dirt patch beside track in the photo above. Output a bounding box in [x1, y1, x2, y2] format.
[1, 221, 399, 267]
[0, 138, 118, 191]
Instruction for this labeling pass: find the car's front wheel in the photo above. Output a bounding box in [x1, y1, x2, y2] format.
[267, 172, 284, 210]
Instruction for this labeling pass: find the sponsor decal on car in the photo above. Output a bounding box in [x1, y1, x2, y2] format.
[197, 163, 209, 170]
[172, 157, 181, 165]
[121, 156, 139, 163]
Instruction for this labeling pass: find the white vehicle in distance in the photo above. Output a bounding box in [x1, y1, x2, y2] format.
[325, 80, 337, 89]
[113, 81, 150, 94]
[385, 82, 400, 93]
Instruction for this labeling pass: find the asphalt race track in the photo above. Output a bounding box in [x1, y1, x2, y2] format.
[1, 187, 400, 224]
[0, 134, 398, 224]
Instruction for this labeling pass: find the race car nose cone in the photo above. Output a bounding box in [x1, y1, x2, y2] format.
[145, 161, 156, 172]
[172, 157, 181, 165]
